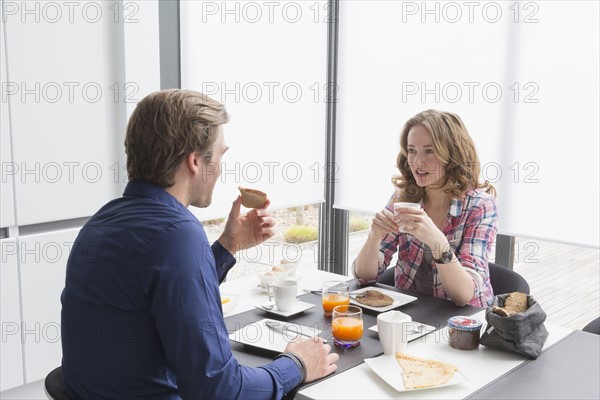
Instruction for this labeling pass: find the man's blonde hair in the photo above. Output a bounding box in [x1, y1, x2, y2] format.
[125, 89, 229, 188]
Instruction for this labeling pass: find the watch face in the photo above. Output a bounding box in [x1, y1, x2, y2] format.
[442, 251, 453, 263]
[437, 250, 453, 264]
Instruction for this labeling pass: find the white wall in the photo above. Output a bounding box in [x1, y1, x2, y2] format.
[0, 0, 160, 390]
[0, 238, 24, 389]
[18, 229, 80, 382]
[5, 2, 136, 226]
[1, 13, 16, 229]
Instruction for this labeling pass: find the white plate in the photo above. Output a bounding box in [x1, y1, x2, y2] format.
[229, 318, 323, 353]
[255, 300, 315, 317]
[350, 287, 417, 312]
[220, 294, 240, 315]
[364, 352, 468, 392]
[368, 321, 436, 342]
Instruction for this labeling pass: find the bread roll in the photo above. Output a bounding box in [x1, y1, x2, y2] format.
[492, 292, 529, 317]
[238, 187, 267, 208]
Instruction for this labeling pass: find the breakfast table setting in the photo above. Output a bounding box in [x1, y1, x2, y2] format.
[220, 263, 600, 399]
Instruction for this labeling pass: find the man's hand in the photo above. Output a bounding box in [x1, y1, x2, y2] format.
[217, 196, 275, 254]
[285, 337, 339, 383]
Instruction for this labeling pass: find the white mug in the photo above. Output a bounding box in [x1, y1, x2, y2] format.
[393, 202, 421, 213]
[267, 280, 298, 312]
[393, 202, 421, 233]
[377, 310, 412, 355]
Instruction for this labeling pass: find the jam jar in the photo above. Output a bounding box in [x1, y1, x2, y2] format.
[447, 316, 482, 350]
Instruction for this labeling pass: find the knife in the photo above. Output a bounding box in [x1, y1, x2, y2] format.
[264, 321, 327, 344]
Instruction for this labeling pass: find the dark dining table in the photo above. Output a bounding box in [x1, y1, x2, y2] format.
[223, 273, 599, 399]
[466, 329, 599, 399]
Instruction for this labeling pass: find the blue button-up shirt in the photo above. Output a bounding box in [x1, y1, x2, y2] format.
[61, 180, 300, 399]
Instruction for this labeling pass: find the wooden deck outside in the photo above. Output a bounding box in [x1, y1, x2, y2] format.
[511, 238, 599, 330]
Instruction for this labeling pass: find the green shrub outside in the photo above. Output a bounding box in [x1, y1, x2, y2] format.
[284, 225, 318, 243]
[203, 218, 225, 226]
[349, 217, 369, 232]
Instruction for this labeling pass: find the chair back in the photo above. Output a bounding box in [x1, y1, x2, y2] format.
[377, 267, 395, 286]
[582, 317, 600, 335]
[489, 262, 530, 295]
[44, 366, 71, 400]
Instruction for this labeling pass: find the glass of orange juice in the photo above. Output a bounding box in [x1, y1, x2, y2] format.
[322, 281, 350, 317]
[332, 305, 363, 348]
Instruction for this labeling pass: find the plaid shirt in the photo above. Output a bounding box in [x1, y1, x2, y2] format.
[354, 188, 497, 307]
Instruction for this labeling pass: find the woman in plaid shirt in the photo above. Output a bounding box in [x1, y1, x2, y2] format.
[353, 110, 497, 307]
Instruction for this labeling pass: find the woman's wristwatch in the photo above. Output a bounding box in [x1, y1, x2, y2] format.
[433, 249, 454, 264]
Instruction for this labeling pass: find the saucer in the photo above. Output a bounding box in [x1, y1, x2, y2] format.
[255, 300, 315, 317]
[251, 284, 270, 293]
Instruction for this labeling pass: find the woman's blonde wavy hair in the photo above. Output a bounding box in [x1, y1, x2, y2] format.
[393, 110, 495, 202]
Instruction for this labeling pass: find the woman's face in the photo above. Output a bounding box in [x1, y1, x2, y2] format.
[406, 124, 445, 188]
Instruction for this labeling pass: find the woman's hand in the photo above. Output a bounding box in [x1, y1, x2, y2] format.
[217, 196, 275, 254]
[395, 206, 446, 249]
[369, 208, 399, 239]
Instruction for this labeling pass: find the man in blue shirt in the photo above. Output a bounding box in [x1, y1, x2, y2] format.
[61, 89, 338, 399]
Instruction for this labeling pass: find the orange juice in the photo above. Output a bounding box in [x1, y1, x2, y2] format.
[322, 294, 350, 315]
[332, 317, 363, 341]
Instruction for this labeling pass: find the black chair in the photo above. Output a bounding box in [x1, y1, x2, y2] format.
[488, 262, 530, 295]
[582, 317, 600, 335]
[377, 267, 395, 286]
[44, 366, 71, 400]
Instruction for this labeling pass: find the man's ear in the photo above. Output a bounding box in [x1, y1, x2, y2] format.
[185, 152, 201, 176]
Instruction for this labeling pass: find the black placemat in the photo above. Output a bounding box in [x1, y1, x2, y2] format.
[225, 291, 383, 371]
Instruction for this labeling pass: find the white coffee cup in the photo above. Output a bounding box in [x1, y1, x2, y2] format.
[393, 202, 421, 233]
[393, 202, 421, 213]
[268, 280, 298, 312]
[377, 310, 412, 355]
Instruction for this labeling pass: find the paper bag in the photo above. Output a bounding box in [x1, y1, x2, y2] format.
[480, 293, 548, 359]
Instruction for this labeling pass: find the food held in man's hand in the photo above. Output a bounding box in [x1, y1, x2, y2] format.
[238, 187, 267, 208]
[354, 290, 394, 307]
[492, 292, 529, 317]
[395, 353, 458, 389]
